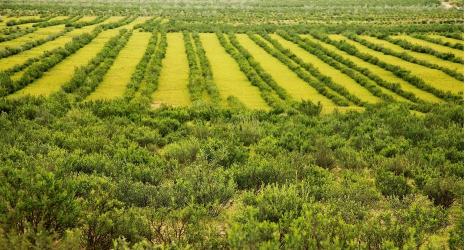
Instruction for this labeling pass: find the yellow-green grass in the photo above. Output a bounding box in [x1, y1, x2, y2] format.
[0, 24, 100, 72]
[270, 34, 382, 104]
[0, 25, 66, 51]
[100, 16, 125, 25]
[330, 34, 463, 94]
[301, 34, 442, 103]
[87, 31, 151, 101]
[236, 34, 338, 112]
[152, 33, 191, 106]
[199, 33, 269, 110]
[427, 34, 463, 46]
[391, 34, 463, 61]
[359, 35, 463, 74]
[74, 16, 98, 23]
[8, 28, 124, 98]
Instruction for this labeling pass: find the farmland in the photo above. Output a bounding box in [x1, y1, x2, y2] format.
[0, 0, 463, 249]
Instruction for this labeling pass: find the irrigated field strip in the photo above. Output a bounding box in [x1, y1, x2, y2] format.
[0, 16, 125, 74]
[428, 34, 464, 46]
[329, 34, 463, 94]
[235, 34, 337, 111]
[0, 24, 66, 51]
[8, 28, 128, 98]
[392, 34, 464, 60]
[360, 35, 463, 73]
[269, 34, 383, 104]
[132, 33, 162, 99]
[0, 16, 39, 27]
[301, 34, 443, 103]
[87, 31, 151, 100]
[74, 16, 98, 23]
[199, 33, 269, 109]
[152, 33, 191, 106]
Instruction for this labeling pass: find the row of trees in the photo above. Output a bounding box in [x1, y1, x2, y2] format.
[348, 34, 464, 81]
[135, 32, 168, 102]
[412, 33, 464, 50]
[33, 15, 80, 28]
[0, 26, 37, 42]
[380, 35, 463, 64]
[0, 15, 141, 97]
[124, 31, 160, 100]
[65, 15, 109, 28]
[62, 29, 131, 100]
[250, 32, 356, 107]
[332, 34, 462, 102]
[192, 32, 221, 104]
[296, 32, 430, 108]
[217, 32, 291, 111]
[5, 16, 49, 26]
[0, 27, 71, 59]
[0, 30, 97, 96]
[442, 32, 463, 40]
[183, 32, 220, 104]
[275, 32, 403, 106]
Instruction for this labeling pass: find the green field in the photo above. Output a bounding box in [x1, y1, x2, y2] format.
[0, 2, 463, 248]
[329, 34, 463, 94]
[9, 28, 126, 98]
[152, 32, 191, 107]
[87, 31, 151, 100]
[200, 33, 269, 110]
[0, 24, 65, 51]
[393, 34, 464, 60]
[428, 34, 464, 45]
[360, 35, 463, 72]
[302, 34, 444, 103]
[270, 34, 382, 104]
[236, 34, 338, 111]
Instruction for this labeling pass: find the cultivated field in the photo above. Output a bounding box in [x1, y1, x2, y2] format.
[0, 13, 462, 113]
[0, 1, 463, 249]
[0, 12, 463, 113]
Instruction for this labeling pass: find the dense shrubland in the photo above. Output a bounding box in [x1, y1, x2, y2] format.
[0, 95, 462, 249]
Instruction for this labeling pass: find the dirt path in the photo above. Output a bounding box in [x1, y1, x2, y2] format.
[440, 0, 459, 9]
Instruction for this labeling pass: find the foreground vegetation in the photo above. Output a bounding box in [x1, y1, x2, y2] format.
[0, 96, 463, 249]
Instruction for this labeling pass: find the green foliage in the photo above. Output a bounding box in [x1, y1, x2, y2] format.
[0, 97, 461, 248]
[376, 170, 412, 198]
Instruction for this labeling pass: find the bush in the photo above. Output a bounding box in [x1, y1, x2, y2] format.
[376, 170, 412, 198]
